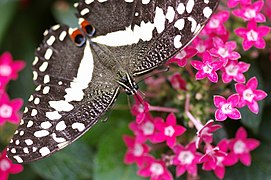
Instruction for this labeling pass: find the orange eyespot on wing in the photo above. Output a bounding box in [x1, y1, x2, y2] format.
[79, 19, 96, 37]
[69, 28, 86, 47]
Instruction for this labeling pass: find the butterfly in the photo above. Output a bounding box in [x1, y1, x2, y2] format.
[7, 0, 220, 163]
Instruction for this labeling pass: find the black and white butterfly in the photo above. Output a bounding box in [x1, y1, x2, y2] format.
[7, 0, 219, 163]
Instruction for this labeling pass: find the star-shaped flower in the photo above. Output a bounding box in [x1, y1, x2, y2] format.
[123, 136, 150, 166]
[0, 52, 25, 88]
[210, 37, 241, 65]
[221, 60, 250, 83]
[138, 156, 173, 180]
[131, 95, 150, 124]
[0, 149, 23, 179]
[235, 21, 270, 51]
[227, 0, 252, 8]
[196, 120, 222, 148]
[214, 94, 241, 121]
[152, 113, 186, 148]
[232, 1, 266, 22]
[227, 127, 260, 166]
[191, 52, 223, 83]
[0, 92, 23, 126]
[235, 76, 267, 114]
[172, 142, 202, 177]
[167, 46, 198, 67]
[203, 11, 230, 35]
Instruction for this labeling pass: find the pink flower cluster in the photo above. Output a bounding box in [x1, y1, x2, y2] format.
[0, 52, 25, 179]
[124, 0, 268, 179]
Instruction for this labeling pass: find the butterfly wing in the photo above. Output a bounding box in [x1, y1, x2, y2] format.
[77, 0, 220, 76]
[7, 25, 119, 163]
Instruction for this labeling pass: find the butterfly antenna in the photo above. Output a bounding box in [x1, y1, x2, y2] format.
[137, 66, 170, 83]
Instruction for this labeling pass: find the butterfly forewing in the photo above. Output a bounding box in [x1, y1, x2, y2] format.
[77, 0, 219, 76]
[7, 25, 120, 163]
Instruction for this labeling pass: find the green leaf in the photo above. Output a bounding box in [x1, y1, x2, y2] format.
[94, 117, 144, 180]
[31, 140, 94, 180]
[0, 1, 18, 45]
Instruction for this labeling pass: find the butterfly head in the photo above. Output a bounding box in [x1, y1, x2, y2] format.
[117, 72, 138, 95]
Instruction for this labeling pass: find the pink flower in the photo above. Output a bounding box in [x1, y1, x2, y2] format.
[168, 73, 187, 91]
[0, 52, 25, 88]
[152, 113, 186, 148]
[172, 142, 202, 177]
[203, 11, 230, 35]
[123, 136, 150, 166]
[199, 145, 227, 174]
[232, 1, 266, 22]
[0, 92, 23, 126]
[235, 21, 270, 51]
[214, 94, 241, 121]
[196, 120, 222, 148]
[131, 96, 150, 124]
[227, 127, 260, 166]
[209, 37, 241, 65]
[192, 37, 213, 55]
[221, 60, 250, 83]
[0, 149, 23, 180]
[129, 114, 160, 143]
[227, 0, 251, 8]
[167, 46, 198, 67]
[138, 156, 173, 180]
[235, 77, 267, 114]
[191, 52, 223, 83]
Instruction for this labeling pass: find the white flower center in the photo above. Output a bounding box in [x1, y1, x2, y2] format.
[203, 64, 213, 74]
[178, 151, 194, 164]
[221, 103, 233, 114]
[233, 140, 246, 154]
[176, 50, 187, 59]
[150, 163, 164, 176]
[216, 156, 224, 166]
[243, 89, 254, 102]
[0, 159, 10, 171]
[244, 9, 256, 19]
[218, 47, 229, 58]
[133, 143, 144, 156]
[247, 30, 258, 41]
[196, 44, 206, 53]
[142, 121, 155, 135]
[138, 104, 144, 113]
[0, 104, 13, 118]
[164, 126, 175, 137]
[225, 64, 239, 76]
[0, 65, 12, 76]
[209, 19, 219, 28]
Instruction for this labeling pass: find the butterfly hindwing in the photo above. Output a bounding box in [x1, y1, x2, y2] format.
[7, 25, 120, 163]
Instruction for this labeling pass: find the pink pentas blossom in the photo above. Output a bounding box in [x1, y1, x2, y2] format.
[0, 149, 23, 180]
[202, 11, 230, 36]
[232, 1, 266, 22]
[192, 37, 214, 56]
[235, 21, 270, 51]
[199, 144, 228, 174]
[0, 52, 25, 88]
[235, 76, 267, 114]
[123, 136, 150, 166]
[209, 37, 241, 65]
[221, 60, 250, 83]
[196, 120, 222, 148]
[129, 114, 160, 143]
[191, 52, 223, 83]
[131, 96, 150, 124]
[138, 156, 173, 180]
[152, 113, 186, 148]
[227, 0, 252, 8]
[0, 92, 23, 126]
[172, 142, 202, 177]
[214, 94, 241, 121]
[168, 73, 187, 91]
[167, 46, 198, 67]
[227, 127, 260, 166]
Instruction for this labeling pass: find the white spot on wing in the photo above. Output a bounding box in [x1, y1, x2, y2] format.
[27, 121, 34, 127]
[34, 130, 50, 138]
[85, 0, 94, 4]
[59, 31, 67, 41]
[142, 0, 150, 4]
[203, 7, 212, 18]
[49, 100, 74, 111]
[13, 156, 23, 163]
[43, 86, 50, 94]
[56, 121, 66, 131]
[154, 7, 166, 34]
[72, 122, 85, 132]
[52, 133, 66, 143]
[186, 0, 195, 13]
[25, 139, 33, 145]
[39, 62, 49, 72]
[46, 111, 62, 120]
[46, 36, 56, 46]
[44, 49, 53, 60]
[39, 147, 50, 156]
[174, 19, 185, 30]
[177, 3, 185, 14]
[166, 6, 175, 23]
[174, 35, 183, 48]
[81, 8, 90, 16]
[41, 121, 52, 129]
